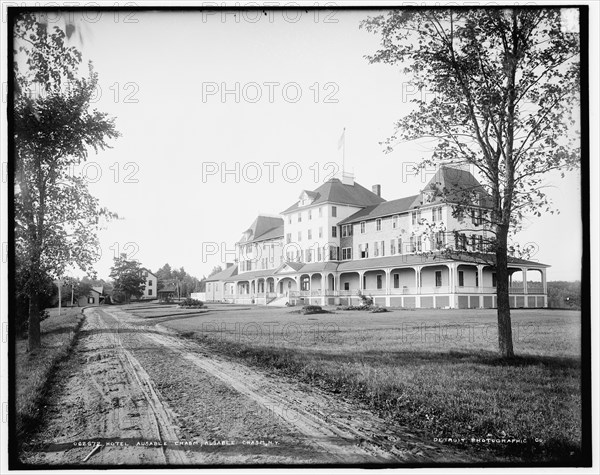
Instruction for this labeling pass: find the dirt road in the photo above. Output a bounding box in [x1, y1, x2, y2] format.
[20, 306, 471, 466]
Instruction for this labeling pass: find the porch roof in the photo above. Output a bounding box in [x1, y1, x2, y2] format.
[228, 269, 276, 282]
[337, 253, 549, 273]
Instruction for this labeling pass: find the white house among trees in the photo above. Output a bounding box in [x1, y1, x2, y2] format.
[206, 166, 548, 308]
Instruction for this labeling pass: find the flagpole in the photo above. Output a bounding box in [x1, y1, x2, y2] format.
[342, 127, 346, 176]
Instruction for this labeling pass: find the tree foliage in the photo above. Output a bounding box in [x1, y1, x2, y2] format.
[361, 8, 580, 357]
[155, 263, 202, 297]
[13, 13, 120, 349]
[109, 254, 146, 304]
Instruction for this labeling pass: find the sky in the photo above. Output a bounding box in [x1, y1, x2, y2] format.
[22, 8, 583, 282]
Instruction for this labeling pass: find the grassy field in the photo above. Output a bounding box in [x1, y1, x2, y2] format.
[147, 304, 583, 463]
[15, 307, 85, 440]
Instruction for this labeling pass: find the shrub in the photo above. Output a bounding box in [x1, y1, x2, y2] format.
[302, 305, 326, 315]
[357, 292, 374, 307]
[370, 306, 389, 313]
[179, 298, 204, 308]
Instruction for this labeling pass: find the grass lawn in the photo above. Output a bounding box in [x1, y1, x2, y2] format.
[15, 307, 85, 440]
[154, 305, 583, 463]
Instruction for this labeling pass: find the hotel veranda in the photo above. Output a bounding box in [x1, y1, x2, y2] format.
[205, 166, 548, 309]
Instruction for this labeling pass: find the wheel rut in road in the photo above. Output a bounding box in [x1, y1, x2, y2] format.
[20, 306, 473, 466]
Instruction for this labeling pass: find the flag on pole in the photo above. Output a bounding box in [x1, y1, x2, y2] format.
[337, 128, 345, 150]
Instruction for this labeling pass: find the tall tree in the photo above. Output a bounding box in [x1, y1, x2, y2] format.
[13, 14, 120, 350]
[109, 254, 146, 304]
[361, 9, 580, 357]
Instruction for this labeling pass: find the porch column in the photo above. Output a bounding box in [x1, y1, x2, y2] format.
[359, 271, 365, 291]
[522, 267, 528, 295]
[321, 272, 327, 305]
[477, 265, 484, 292]
[385, 268, 391, 307]
[477, 264, 484, 308]
[449, 263, 456, 309]
[542, 268, 547, 294]
[385, 269, 391, 295]
[415, 266, 421, 293]
[542, 268, 548, 307]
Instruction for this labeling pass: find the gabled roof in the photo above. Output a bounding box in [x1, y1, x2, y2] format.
[205, 264, 239, 282]
[252, 224, 284, 243]
[158, 284, 177, 293]
[274, 261, 305, 273]
[239, 215, 284, 243]
[282, 178, 385, 214]
[419, 165, 493, 207]
[339, 195, 420, 225]
[91, 286, 103, 295]
[142, 268, 157, 278]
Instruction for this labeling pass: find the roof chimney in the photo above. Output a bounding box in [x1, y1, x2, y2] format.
[341, 172, 354, 186]
[372, 184, 381, 197]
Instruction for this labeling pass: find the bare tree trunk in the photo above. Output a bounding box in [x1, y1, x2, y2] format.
[27, 292, 41, 351]
[495, 225, 514, 358]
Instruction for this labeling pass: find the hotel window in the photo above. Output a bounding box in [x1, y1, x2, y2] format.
[478, 235, 484, 251]
[374, 241, 379, 256]
[398, 238, 403, 254]
[306, 249, 312, 262]
[286, 233, 291, 244]
[410, 236, 416, 252]
[435, 231, 445, 250]
[329, 246, 339, 260]
[471, 235, 477, 249]
[148, 280, 152, 286]
[298, 212, 302, 223]
[461, 234, 468, 250]
[376, 218, 382, 231]
[148, 289, 152, 296]
[360, 243, 369, 258]
[308, 229, 312, 240]
[417, 238, 422, 252]
[390, 239, 396, 255]
[317, 247, 322, 261]
[341, 224, 352, 238]
[342, 247, 352, 260]
[492, 272, 497, 287]
[88, 297, 94, 304]
[458, 270, 465, 287]
[344, 282, 350, 291]
[392, 215, 398, 228]
[412, 210, 421, 225]
[308, 209, 312, 220]
[381, 240, 385, 256]
[331, 226, 337, 238]
[435, 271, 442, 287]
[360, 221, 366, 234]
[332, 206, 337, 217]
[394, 274, 399, 288]
[319, 227, 323, 238]
[297, 231, 302, 242]
[376, 274, 383, 289]
[288, 215, 292, 224]
[319, 207, 323, 217]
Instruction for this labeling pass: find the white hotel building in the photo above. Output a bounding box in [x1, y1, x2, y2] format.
[205, 166, 548, 309]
